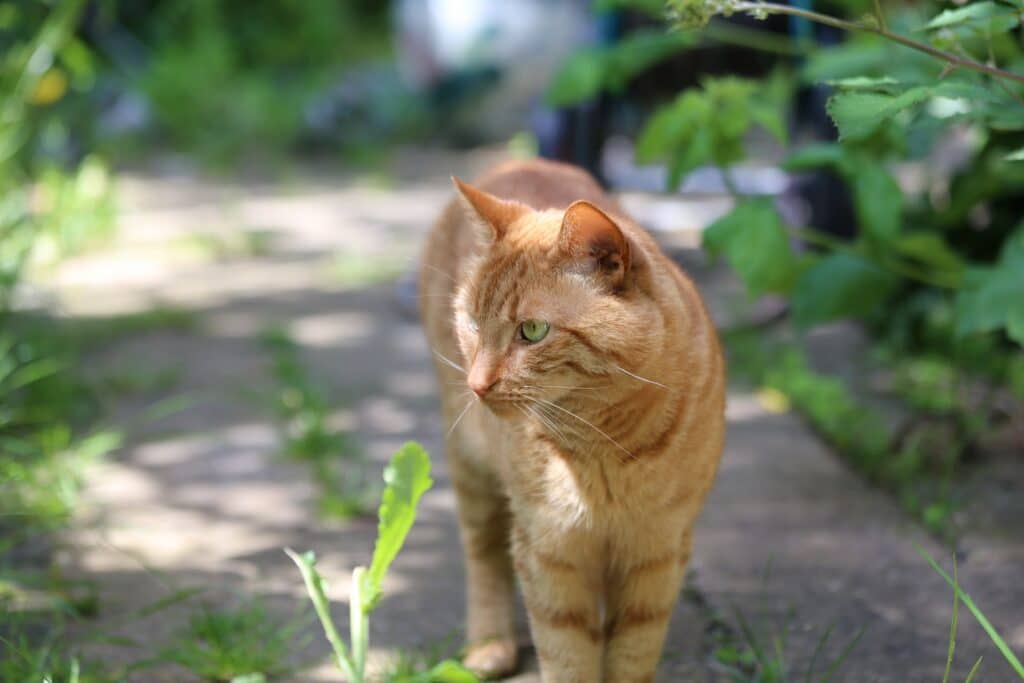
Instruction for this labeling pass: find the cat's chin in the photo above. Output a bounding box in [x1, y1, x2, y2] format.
[480, 397, 518, 417]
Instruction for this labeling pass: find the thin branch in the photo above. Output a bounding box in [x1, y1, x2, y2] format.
[730, 1, 1024, 86]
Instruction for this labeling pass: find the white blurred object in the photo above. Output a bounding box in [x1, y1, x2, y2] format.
[395, 0, 591, 138]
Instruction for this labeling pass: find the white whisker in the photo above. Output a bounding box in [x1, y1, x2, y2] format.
[528, 403, 570, 443]
[523, 383, 606, 392]
[420, 262, 457, 283]
[534, 397, 634, 460]
[614, 364, 667, 389]
[433, 349, 466, 374]
[447, 398, 475, 437]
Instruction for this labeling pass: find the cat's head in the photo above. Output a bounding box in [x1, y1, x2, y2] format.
[450, 178, 660, 413]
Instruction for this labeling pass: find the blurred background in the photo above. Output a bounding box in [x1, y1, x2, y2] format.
[3, 0, 1023, 681]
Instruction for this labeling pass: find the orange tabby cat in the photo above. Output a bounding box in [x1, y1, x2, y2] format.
[420, 159, 725, 682]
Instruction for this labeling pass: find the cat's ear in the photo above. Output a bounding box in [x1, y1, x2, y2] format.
[558, 200, 631, 289]
[452, 177, 528, 242]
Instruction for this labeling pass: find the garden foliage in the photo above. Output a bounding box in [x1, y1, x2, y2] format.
[549, 0, 1024, 359]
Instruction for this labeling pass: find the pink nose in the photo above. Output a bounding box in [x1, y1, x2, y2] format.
[469, 376, 497, 398]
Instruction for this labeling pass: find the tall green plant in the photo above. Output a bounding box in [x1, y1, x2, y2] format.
[287, 442, 478, 683]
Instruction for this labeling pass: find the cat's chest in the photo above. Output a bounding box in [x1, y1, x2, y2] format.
[506, 435, 636, 523]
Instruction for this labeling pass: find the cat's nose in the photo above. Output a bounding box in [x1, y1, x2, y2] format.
[468, 375, 498, 398]
[467, 363, 499, 397]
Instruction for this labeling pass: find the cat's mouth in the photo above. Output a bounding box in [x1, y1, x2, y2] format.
[473, 392, 521, 417]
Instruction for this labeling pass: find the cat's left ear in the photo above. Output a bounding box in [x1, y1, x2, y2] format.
[558, 200, 631, 289]
[452, 177, 528, 242]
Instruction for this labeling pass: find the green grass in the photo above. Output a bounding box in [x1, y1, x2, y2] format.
[261, 324, 375, 518]
[160, 599, 310, 682]
[724, 329, 976, 534]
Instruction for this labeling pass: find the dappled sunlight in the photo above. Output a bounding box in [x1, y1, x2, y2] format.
[291, 311, 377, 348]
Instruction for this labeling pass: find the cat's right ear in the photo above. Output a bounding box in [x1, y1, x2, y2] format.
[452, 177, 528, 243]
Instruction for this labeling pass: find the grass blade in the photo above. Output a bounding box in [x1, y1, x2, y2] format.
[964, 656, 984, 683]
[819, 626, 865, 683]
[135, 587, 206, 618]
[805, 624, 834, 683]
[916, 543, 1024, 678]
[943, 555, 960, 683]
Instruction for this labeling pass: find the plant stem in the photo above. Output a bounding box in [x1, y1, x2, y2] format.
[872, 0, 887, 32]
[731, 1, 1024, 86]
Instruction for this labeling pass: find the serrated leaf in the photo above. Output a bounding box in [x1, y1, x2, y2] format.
[852, 163, 902, 241]
[363, 442, 433, 611]
[703, 200, 799, 296]
[826, 87, 932, 140]
[791, 252, 900, 327]
[955, 228, 1024, 345]
[925, 2, 1019, 32]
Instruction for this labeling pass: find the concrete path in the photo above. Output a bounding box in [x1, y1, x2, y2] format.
[41, 150, 1023, 682]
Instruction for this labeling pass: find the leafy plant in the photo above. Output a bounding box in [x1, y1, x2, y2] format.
[287, 442, 477, 683]
[658, 0, 1024, 346]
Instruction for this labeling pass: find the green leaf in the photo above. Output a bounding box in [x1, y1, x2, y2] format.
[924, 2, 1020, 32]
[546, 30, 694, 107]
[636, 90, 708, 163]
[824, 76, 906, 92]
[851, 163, 902, 241]
[703, 200, 799, 296]
[955, 228, 1024, 345]
[363, 442, 434, 611]
[781, 143, 846, 172]
[545, 48, 605, 107]
[750, 101, 788, 144]
[826, 87, 932, 141]
[802, 42, 890, 83]
[891, 233, 965, 276]
[791, 252, 900, 327]
[1005, 147, 1024, 161]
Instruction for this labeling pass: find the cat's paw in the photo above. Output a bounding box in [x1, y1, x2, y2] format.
[463, 638, 518, 679]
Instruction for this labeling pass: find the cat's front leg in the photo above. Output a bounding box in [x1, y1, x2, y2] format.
[512, 523, 603, 683]
[603, 528, 692, 683]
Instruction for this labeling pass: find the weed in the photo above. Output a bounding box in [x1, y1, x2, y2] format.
[287, 442, 478, 683]
[0, 611, 114, 683]
[160, 599, 310, 682]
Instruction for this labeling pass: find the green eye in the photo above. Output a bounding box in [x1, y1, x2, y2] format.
[519, 320, 550, 343]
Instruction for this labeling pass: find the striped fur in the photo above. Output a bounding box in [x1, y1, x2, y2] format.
[420, 159, 725, 681]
